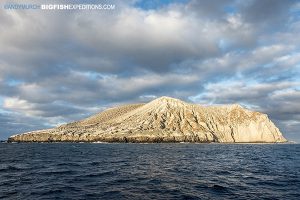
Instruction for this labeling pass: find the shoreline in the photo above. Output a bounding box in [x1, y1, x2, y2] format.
[5, 140, 292, 144]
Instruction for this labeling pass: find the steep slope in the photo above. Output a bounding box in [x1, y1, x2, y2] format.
[8, 96, 287, 143]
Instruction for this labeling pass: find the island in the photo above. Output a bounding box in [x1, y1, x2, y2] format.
[8, 96, 287, 143]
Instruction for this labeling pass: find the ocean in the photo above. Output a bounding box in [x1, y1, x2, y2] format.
[0, 143, 299, 199]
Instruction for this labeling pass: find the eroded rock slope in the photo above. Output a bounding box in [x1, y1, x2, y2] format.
[8, 96, 287, 143]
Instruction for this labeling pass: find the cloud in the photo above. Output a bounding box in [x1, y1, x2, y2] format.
[186, 0, 231, 19]
[0, 0, 299, 141]
[239, 0, 297, 29]
[0, 111, 51, 139]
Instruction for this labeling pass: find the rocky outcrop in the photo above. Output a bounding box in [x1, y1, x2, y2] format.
[8, 96, 287, 143]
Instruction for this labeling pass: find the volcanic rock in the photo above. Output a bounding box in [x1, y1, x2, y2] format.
[8, 96, 287, 143]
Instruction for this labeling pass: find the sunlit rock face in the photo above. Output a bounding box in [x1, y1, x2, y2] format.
[8, 96, 287, 143]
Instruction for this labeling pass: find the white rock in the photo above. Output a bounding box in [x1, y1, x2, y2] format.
[8, 96, 287, 143]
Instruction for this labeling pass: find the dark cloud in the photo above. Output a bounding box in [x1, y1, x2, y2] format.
[186, 0, 231, 19]
[0, 112, 51, 139]
[239, 0, 297, 29]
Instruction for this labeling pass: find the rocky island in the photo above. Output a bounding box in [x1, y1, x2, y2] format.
[8, 96, 287, 143]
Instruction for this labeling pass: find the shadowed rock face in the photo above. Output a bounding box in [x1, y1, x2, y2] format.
[8, 96, 287, 143]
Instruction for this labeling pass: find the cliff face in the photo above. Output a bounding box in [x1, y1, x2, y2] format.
[8, 96, 287, 143]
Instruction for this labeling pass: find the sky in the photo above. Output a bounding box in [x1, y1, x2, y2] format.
[0, 0, 300, 141]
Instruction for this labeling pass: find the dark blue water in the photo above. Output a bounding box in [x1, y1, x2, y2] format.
[0, 143, 299, 199]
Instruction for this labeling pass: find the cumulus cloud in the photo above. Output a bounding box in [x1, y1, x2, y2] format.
[0, 0, 299, 141]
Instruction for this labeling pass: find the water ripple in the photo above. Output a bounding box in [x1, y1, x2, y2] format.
[0, 143, 299, 199]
